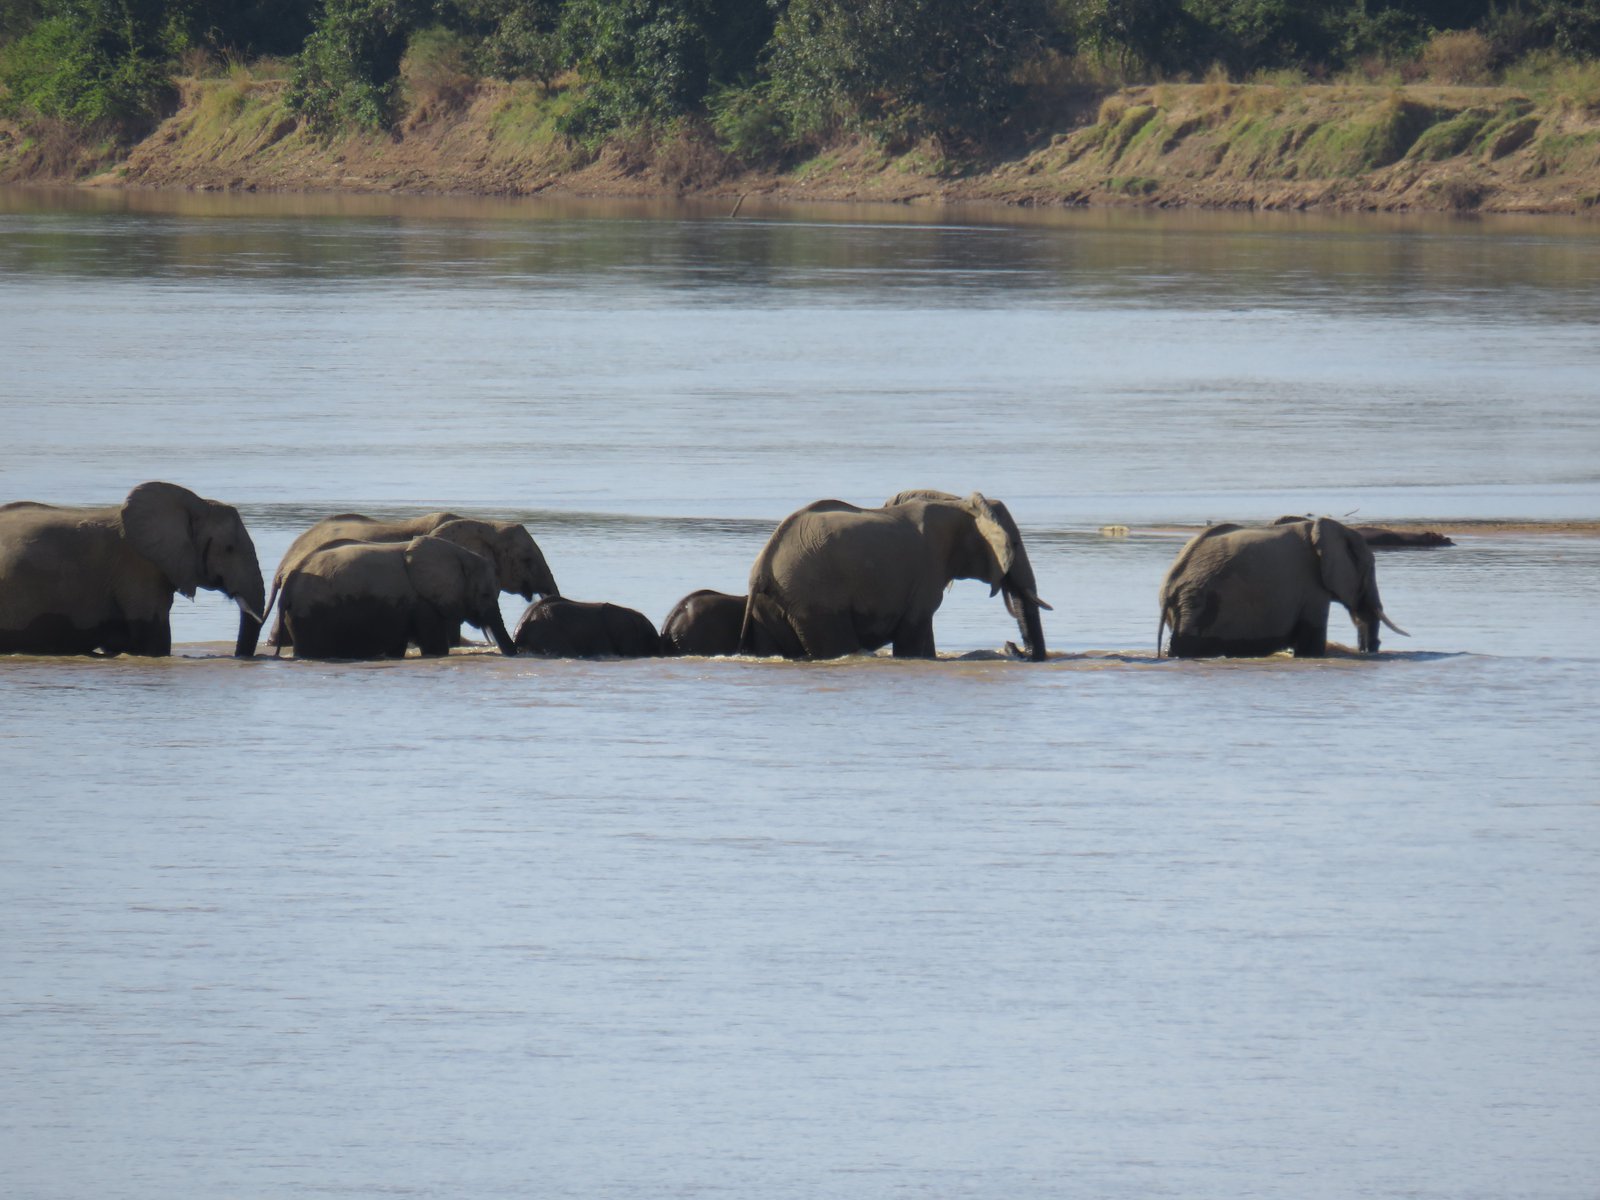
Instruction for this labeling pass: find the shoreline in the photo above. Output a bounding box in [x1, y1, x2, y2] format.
[5, 77, 1599, 217]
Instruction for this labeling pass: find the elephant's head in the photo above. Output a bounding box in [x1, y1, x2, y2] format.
[432, 519, 559, 601]
[121, 482, 266, 657]
[887, 489, 1053, 661]
[404, 536, 517, 656]
[1305, 517, 1408, 653]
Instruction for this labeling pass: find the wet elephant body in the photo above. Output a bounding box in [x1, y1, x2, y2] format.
[514, 597, 661, 659]
[740, 491, 1051, 661]
[267, 511, 556, 649]
[1159, 518, 1407, 658]
[280, 536, 517, 660]
[0, 482, 265, 657]
[660, 590, 782, 656]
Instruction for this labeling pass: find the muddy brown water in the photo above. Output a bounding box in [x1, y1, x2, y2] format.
[2, 189, 1597, 1199]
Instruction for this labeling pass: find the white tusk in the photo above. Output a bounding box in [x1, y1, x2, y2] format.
[1025, 590, 1054, 612]
[1380, 612, 1410, 637]
[237, 597, 265, 623]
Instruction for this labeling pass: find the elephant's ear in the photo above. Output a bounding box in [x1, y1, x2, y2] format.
[403, 536, 472, 611]
[966, 493, 1014, 584]
[1310, 518, 1373, 611]
[431, 520, 501, 574]
[121, 481, 207, 598]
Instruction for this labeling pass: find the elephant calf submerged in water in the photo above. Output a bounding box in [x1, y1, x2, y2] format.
[514, 597, 661, 658]
[739, 490, 1052, 661]
[659, 589, 785, 657]
[279, 536, 517, 659]
[1158, 516, 1408, 658]
[0, 481, 266, 657]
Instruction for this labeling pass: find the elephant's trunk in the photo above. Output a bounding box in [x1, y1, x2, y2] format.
[234, 599, 263, 658]
[484, 609, 518, 657]
[1005, 588, 1048, 662]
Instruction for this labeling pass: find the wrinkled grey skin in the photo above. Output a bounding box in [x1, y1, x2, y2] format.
[739, 492, 1052, 661]
[659, 589, 784, 657]
[514, 597, 661, 659]
[0, 481, 265, 657]
[266, 512, 557, 648]
[1159, 516, 1408, 658]
[279, 535, 516, 660]
[884, 489, 1051, 661]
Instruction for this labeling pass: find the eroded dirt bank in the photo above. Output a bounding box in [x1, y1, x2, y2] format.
[4, 75, 1600, 214]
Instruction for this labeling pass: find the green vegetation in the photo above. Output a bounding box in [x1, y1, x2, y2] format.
[2, 0, 1598, 157]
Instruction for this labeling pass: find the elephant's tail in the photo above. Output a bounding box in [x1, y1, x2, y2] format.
[1157, 597, 1173, 658]
[740, 587, 805, 659]
[261, 578, 285, 653]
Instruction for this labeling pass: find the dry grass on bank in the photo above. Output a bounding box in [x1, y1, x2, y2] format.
[5, 51, 1600, 216]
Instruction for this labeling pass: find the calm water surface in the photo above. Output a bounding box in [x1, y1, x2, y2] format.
[1, 188, 1596, 1199]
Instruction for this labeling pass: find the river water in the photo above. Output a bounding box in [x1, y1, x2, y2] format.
[1, 188, 1597, 1199]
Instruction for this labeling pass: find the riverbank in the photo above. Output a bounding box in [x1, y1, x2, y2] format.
[4, 72, 1599, 214]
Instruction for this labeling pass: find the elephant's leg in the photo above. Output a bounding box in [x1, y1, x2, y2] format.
[289, 602, 402, 659]
[269, 609, 292, 650]
[794, 610, 863, 661]
[123, 618, 172, 657]
[410, 606, 454, 657]
[1290, 602, 1330, 658]
[890, 613, 937, 659]
[1169, 632, 1294, 658]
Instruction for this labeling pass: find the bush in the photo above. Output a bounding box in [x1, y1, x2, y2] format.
[465, 0, 566, 86]
[1421, 30, 1494, 85]
[288, 0, 425, 131]
[553, 0, 772, 140]
[708, 82, 793, 163]
[0, 1, 179, 128]
[768, 0, 1047, 145]
[400, 26, 476, 118]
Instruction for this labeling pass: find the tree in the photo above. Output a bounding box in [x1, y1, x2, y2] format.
[768, 0, 1046, 144]
[0, 0, 179, 126]
[288, 0, 429, 129]
[555, 0, 770, 136]
[1062, 0, 1191, 77]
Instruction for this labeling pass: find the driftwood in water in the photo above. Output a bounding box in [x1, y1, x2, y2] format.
[1354, 526, 1455, 549]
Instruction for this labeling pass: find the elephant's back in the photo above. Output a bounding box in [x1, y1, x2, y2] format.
[0, 508, 121, 578]
[277, 513, 463, 581]
[660, 590, 745, 655]
[294, 539, 408, 588]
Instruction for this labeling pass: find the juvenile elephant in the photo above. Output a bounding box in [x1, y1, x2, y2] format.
[659, 589, 785, 657]
[514, 597, 661, 659]
[266, 511, 557, 648]
[279, 535, 517, 659]
[0, 481, 265, 657]
[1158, 516, 1408, 658]
[740, 491, 1051, 661]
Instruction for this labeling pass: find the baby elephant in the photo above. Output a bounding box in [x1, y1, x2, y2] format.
[280, 536, 517, 660]
[659, 589, 783, 656]
[514, 597, 661, 659]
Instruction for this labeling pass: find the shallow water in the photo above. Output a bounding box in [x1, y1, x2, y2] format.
[1, 189, 1597, 1199]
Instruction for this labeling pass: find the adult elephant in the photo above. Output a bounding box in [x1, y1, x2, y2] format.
[739, 491, 1051, 661]
[659, 589, 784, 657]
[1158, 516, 1408, 658]
[266, 512, 557, 648]
[514, 597, 661, 659]
[0, 481, 265, 657]
[278, 535, 517, 660]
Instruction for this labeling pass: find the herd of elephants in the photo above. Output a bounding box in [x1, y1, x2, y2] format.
[0, 481, 1432, 663]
